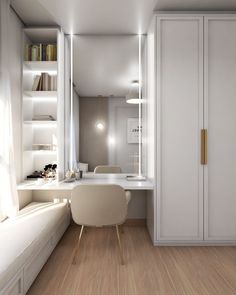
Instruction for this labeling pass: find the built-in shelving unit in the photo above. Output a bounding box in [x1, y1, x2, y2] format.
[23, 120, 57, 126]
[24, 61, 57, 72]
[24, 91, 57, 99]
[24, 150, 57, 154]
[22, 27, 64, 181]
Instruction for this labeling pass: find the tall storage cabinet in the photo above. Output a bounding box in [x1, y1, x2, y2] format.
[157, 16, 204, 241]
[204, 16, 236, 241]
[147, 14, 236, 244]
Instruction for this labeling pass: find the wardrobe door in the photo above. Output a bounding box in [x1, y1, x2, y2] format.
[157, 16, 204, 241]
[204, 16, 236, 241]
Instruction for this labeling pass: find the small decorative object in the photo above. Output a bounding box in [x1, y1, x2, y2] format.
[42, 164, 57, 180]
[32, 144, 57, 151]
[65, 169, 76, 182]
[79, 162, 88, 172]
[127, 118, 141, 144]
[75, 170, 80, 180]
[26, 170, 43, 179]
[74, 163, 81, 180]
[32, 115, 55, 121]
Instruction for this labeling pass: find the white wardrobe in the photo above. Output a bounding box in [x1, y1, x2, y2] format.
[147, 14, 236, 244]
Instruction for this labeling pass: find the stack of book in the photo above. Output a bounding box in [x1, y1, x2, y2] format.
[25, 44, 57, 61]
[32, 115, 56, 121]
[32, 144, 57, 151]
[32, 73, 57, 91]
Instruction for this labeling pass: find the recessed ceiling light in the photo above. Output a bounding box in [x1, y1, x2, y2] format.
[96, 122, 104, 130]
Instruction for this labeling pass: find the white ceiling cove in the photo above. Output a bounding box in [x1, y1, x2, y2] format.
[11, 0, 157, 34]
[11, 0, 236, 34]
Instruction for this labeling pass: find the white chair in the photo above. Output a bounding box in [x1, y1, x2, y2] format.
[94, 165, 122, 174]
[94, 165, 131, 203]
[71, 184, 128, 265]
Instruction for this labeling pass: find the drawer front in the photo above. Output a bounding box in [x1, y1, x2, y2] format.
[0, 271, 23, 295]
[24, 239, 53, 293]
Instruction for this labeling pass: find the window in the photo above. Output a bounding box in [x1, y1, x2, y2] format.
[0, 98, 6, 221]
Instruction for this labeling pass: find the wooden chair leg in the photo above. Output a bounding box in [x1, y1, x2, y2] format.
[72, 225, 84, 265]
[115, 225, 125, 265]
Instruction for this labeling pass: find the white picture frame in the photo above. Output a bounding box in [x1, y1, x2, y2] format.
[127, 118, 139, 144]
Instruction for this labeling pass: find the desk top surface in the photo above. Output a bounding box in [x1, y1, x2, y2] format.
[17, 177, 154, 191]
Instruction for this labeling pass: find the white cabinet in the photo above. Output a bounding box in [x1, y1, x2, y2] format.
[147, 14, 236, 244]
[156, 16, 204, 241]
[204, 16, 236, 241]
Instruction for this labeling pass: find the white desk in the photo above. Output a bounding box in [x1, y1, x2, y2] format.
[17, 178, 154, 191]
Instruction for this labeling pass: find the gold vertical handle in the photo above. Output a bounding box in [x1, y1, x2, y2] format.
[204, 129, 207, 165]
[201, 129, 207, 165]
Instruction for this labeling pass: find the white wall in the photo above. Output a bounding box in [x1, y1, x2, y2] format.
[9, 9, 23, 183]
[64, 36, 71, 170]
[73, 90, 79, 163]
[9, 9, 33, 208]
[108, 97, 139, 173]
[144, 18, 157, 242]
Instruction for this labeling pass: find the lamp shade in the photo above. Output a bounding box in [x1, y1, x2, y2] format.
[126, 80, 141, 104]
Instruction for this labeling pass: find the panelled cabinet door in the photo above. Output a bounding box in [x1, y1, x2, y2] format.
[157, 16, 204, 241]
[204, 16, 236, 241]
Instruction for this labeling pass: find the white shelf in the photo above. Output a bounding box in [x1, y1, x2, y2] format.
[24, 61, 57, 72]
[24, 120, 57, 126]
[24, 150, 57, 155]
[23, 91, 57, 100]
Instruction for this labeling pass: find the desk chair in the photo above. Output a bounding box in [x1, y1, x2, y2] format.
[94, 165, 122, 173]
[71, 184, 128, 265]
[94, 165, 131, 203]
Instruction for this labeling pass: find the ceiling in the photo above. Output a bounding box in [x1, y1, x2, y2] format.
[11, 0, 156, 34]
[11, 0, 236, 97]
[11, 0, 236, 35]
[72, 36, 139, 97]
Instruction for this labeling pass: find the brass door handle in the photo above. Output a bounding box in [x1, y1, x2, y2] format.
[201, 129, 207, 165]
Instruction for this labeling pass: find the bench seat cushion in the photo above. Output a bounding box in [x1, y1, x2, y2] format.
[0, 202, 69, 291]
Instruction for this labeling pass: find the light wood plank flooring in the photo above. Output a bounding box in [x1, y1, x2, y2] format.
[28, 225, 236, 295]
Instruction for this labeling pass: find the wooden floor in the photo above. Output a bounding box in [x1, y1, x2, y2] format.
[28, 225, 236, 295]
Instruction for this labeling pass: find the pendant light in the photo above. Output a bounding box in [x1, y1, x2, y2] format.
[126, 80, 140, 104]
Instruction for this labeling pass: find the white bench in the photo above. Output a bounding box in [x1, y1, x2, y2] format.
[0, 202, 70, 295]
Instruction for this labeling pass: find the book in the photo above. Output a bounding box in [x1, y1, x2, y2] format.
[41, 73, 45, 90]
[24, 44, 32, 61]
[32, 75, 41, 91]
[42, 73, 49, 91]
[31, 45, 39, 61]
[53, 45, 57, 61]
[38, 44, 42, 61]
[24, 43, 57, 61]
[46, 44, 55, 61]
[54, 76, 57, 91]
[42, 44, 47, 61]
[37, 76, 42, 91]
[31, 73, 57, 91]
